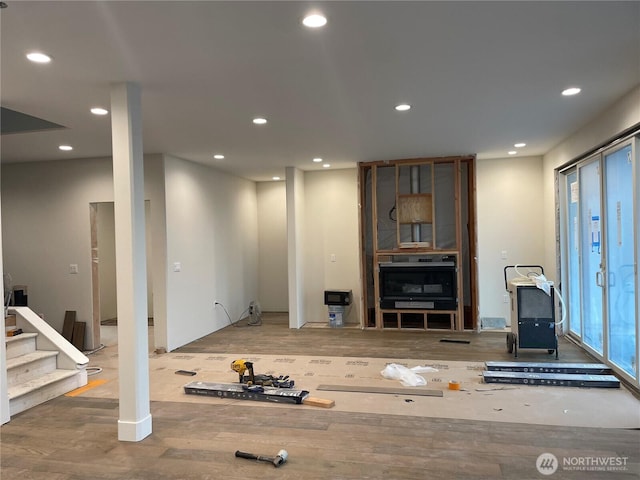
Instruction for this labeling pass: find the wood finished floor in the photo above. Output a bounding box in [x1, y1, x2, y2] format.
[2, 314, 639, 480]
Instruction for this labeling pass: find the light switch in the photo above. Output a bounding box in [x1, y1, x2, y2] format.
[173, 262, 181, 272]
[330, 254, 336, 262]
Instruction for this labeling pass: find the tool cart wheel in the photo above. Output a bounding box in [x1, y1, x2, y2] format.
[547, 349, 555, 354]
[506, 333, 516, 354]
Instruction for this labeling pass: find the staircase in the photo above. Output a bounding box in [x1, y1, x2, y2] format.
[4, 307, 89, 417]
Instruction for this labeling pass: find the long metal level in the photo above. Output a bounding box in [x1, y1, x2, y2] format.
[184, 381, 309, 404]
[482, 371, 620, 388]
[485, 361, 612, 375]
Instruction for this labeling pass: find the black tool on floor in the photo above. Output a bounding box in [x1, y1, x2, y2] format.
[485, 361, 612, 375]
[175, 370, 196, 376]
[184, 381, 309, 404]
[230, 359, 295, 388]
[235, 449, 288, 467]
[482, 370, 620, 388]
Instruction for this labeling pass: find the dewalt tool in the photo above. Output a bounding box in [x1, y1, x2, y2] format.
[230, 359, 295, 388]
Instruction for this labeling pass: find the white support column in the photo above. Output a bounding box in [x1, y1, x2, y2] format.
[0, 168, 10, 425]
[286, 167, 305, 328]
[110, 82, 152, 441]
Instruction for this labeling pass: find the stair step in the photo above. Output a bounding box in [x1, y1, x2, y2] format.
[8, 369, 79, 399]
[9, 369, 83, 416]
[6, 350, 59, 387]
[5, 333, 38, 360]
[5, 332, 38, 359]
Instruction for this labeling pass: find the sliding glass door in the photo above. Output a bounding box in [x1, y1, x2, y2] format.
[579, 157, 604, 355]
[561, 138, 638, 385]
[604, 144, 636, 377]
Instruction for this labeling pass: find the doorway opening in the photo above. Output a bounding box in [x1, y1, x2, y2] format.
[90, 201, 154, 348]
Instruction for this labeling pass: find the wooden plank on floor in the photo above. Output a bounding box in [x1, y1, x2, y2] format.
[71, 321, 85, 350]
[62, 310, 76, 342]
[316, 384, 443, 397]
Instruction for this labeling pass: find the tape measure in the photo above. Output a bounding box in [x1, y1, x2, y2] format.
[448, 380, 461, 390]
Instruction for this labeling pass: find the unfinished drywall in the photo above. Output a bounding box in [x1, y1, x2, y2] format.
[475, 156, 545, 324]
[163, 155, 258, 350]
[256, 181, 288, 312]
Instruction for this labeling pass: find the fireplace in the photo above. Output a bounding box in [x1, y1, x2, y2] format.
[379, 259, 457, 310]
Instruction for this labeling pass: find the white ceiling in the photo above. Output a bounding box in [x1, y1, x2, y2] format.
[1, 1, 639, 181]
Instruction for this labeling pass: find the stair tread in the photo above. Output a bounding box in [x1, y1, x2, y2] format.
[5, 332, 38, 344]
[8, 369, 79, 399]
[6, 350, 58, 370]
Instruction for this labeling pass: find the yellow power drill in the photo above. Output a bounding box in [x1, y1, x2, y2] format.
[231, 359, 255, 384]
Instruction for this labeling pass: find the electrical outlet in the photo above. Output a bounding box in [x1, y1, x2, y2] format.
[69, 264, 78, 274]
[503, 293, 509, 304]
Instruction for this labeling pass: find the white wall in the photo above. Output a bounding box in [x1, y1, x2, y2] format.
[2, 157, 117, 348]
[255, 169, 361, 325]
[542, 85, 640, 277]
[475, 156, 545, 324]
[163, 155, 258, 350]
[1, 153, 258, 352]
[303, 169, 361, 324]
[257, 182, 288, 311]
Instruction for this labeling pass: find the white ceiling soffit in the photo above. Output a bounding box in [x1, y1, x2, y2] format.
[1, 1, 639, 181]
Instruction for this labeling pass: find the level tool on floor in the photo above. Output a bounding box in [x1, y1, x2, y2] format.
[183, 381, 335, 408]
[482, 371, 620, 388]
[184, 381, 308, 404]
[485, 361, 613, 375]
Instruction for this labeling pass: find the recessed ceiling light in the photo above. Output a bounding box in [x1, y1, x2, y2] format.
[313, 157, 323, 163]
[508, 151, 517, 155]
[562, 87, 581, 96]
[253, 117, 267, 125]
[395, 104, 411, 111]
[273, 176, 281, 181]
[213, 154, 225, 160]
[26, 52, 52, 63]
[514, 143, 526, 148]
[323, 164, 331, 168]
[59, 145, 73, 151]
[90, 107, 109, 115]
[302, 13, 327, 28]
